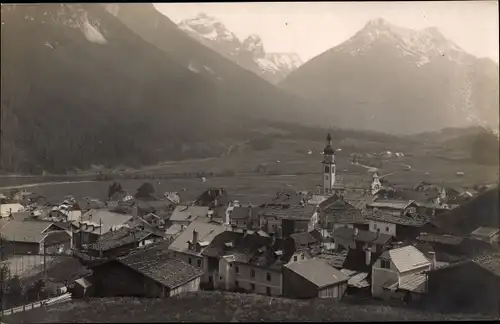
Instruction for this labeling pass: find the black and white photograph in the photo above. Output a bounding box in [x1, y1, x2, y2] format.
[0, 1, 499, 322]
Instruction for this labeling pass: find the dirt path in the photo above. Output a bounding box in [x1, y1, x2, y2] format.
[0, 180, 97, 191]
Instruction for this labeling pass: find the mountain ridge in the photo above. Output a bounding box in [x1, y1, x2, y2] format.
[177, 12, 303, 84]
[280, 17, 499, 134]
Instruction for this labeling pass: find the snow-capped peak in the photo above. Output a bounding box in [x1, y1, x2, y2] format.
[340, 18, 470, 67]
[178, 12, 237, 42]
[242, 34, 264, 56]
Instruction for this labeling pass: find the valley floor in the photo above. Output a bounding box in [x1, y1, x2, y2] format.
[2, 291, 494, 323]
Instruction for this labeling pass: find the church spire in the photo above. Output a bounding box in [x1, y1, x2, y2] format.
[326, 133, 332, 145]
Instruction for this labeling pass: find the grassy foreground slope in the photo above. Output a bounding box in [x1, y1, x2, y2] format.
[3, 291, 493, 323]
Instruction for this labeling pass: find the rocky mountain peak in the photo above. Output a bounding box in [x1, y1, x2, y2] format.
[242, 34, 265, 57]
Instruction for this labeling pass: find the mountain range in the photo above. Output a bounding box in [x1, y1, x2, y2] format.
[177, 13, 302, 84]
[279, 18, 499, 134]
[0, 4, 498, 174]
[0, 3, 324, 174]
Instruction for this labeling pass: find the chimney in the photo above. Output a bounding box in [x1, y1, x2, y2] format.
[428, 251, 436, 269]
[192, 230, 198, 247]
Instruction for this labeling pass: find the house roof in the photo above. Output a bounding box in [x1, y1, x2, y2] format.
[417, 233, 464, 246]
[470, 227, 499, 238]
[365, 210, 428, 227]
[316, 251, 348, 269]
[290, 231, 320, 247]
[75, 210, 134, 235]
[367, 200, 415, 210]
[168, 221, 226, 257]
[75, 276, 92, 288]
[308, 195, 328, 206]
[170, 205, 209, 223]
[165, 224, 184, 236]
[259, 204, 316, 220]
[118, 242, 204, 289]
[230, 206, 258, 220]
[285, 258, 349, 288]
[388, 245, 431, 273]
[340, 269, 370, 288]
[332, 227, 392, 246]
[473, 253, 500, 277]
[398, 273, 427, 293]
[10, 212, 32, 221]
[319, 195, 357, 212]
[202, 231, 296, 270]
[1, 203, 24, 217]
[87, 227, 156, 252]
[0, 220, 54, 243]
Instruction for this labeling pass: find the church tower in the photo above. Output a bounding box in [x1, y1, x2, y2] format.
[322, 133, 336, 195]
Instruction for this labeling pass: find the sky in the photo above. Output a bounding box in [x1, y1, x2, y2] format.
[155, 1, 499, 64]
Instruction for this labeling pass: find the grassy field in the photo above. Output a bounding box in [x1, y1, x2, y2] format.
[3, 291, 494, 323]
[0, 137, 497, 203]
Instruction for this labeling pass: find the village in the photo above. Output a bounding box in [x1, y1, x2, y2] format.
[0, 133, 498, 318]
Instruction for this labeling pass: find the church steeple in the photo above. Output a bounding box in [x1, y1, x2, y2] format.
[322, 133, 336, 195]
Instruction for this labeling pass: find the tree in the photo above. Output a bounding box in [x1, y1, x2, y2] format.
[4, 275, 23, 308]
[135, 182, 155, 199]
[108, 182, 123, 200]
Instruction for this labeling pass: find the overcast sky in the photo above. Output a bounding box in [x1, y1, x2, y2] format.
[155, 1, 499, 64]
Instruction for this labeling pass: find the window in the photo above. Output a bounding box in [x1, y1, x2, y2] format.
[230, 263, 233, 267]
[251, 283, 255, 291]
[381, 259, 390, 269]
[301, 254, 305, 260]
[325, 166, 330, 173]
[197, 259, 202, 267]
[266, 287, 271, 296]
[235, 281, 239, 287]
[293, 256, 298, 262]
[236, 266, 239, 274]
[251, 269, 255, 278]
[385, 226, 390, 232]
[188, 258, 192, 264]
[266, 272, 271, 282]
[325, 175, 329, 180]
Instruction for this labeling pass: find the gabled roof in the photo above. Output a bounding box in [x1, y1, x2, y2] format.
[170, 205, 209, 222]
[367, 199, 416, 210]
[168, 221, 226, 257]
[87, 227, 157, 252]
[285, 258, 349, 288]
[0, 220, 54, 243]
[259, 204, 316, 220]
[470, 227, 499, 238]
[388, 245, 431, 273]
[290, 231, 320, 247]
[76, 210, 134, 235]
[0, 203, 24, 217]
[365, 210, 428, 227]
[417, 233, 464, 246]
[118, 242, 204, 289]
[230, 206, 259, 220]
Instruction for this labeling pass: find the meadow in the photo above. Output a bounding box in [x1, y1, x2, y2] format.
[0, 137, 497, 202]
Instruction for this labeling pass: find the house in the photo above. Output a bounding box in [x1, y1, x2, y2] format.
[202, 231, 296, 296]
[91, 242, 204, 298]
[257, 204, 318, 238]
[290, 230, 322, 252]
[425, 253, 500, 315]
[365, 209, 429, 241]
[168, 221, 227, 285]
[469, 227, 500, 244]
[228, 206, 260, 229]
[366, 199, 418, 216]
[0, 220, 71, 256]
[169, 205, 211, 227]
[1, 203, 24, 218]
[283, 258, 349, 300]
[340, 268, 370, 295]
[318, 195, 367, 231]
[74, 198, 107, 213]
[71, 210, 134, 248]
[371, 245, 433, 299]
[71, 275, 94, 298]
[85, 227, 164, 258]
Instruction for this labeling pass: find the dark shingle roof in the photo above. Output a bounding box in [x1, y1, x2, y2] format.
[355, 230, 393, 245]
[473, 253, 500, 277]
[118, 242, 204, 289]
[260, 204, 316, 220]
[365, 210, 428, 227]
[0, 220, 53, 243]
[417, 233, 464, 246]
[290, 232, 319, 247]
[87, 227, 155, 252]
[230, 206, 258, 220]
